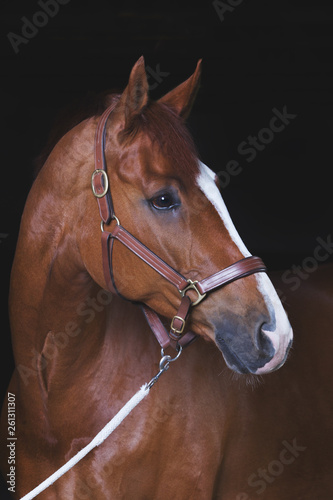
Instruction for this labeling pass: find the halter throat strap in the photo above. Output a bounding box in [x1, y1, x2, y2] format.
[92, 103, 267, 350]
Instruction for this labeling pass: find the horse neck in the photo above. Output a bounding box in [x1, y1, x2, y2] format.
[10, 200, 152, 396]
[10, 212, 89, 377]
[9, 118, 152, 398]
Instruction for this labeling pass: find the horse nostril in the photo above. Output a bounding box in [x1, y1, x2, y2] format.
[255, 325, 276, 357]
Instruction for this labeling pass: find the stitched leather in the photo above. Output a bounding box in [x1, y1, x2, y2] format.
[111, 225, 189, 290]
[142, 303, 197, 350]
[93, 104, 117, 223]
[169, 296, 192, 340]
[141, 305, 171, 350]
[101, 232, 117, 295]
[197, 256, 266, 294]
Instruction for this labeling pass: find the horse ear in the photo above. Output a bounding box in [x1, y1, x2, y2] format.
[158, 59, 202, 119]
[116, 56, 149, 130]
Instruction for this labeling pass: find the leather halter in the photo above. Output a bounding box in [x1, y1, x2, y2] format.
[91, 103, 267, 350]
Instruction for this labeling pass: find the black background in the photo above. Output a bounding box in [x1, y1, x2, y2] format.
[1, 0, 333, 428]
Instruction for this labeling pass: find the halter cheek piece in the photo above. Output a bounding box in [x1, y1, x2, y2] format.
[91, 103, 267, 350]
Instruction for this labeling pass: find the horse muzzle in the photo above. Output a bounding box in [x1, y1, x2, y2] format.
[215, 317, 293, 375]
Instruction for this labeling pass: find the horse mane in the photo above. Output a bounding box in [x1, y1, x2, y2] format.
[34, 91, 199, 178]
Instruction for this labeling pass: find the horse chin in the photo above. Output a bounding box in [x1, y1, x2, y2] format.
[217, 340, 254, 375]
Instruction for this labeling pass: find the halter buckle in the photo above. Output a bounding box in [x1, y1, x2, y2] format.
[170, 315, 186, 336]
[180, 280, 206, 306]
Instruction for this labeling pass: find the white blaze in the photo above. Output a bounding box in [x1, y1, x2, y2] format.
[196, 161, 293, 373]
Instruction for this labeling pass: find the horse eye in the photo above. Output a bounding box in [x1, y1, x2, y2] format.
[150, 193, 179, 210]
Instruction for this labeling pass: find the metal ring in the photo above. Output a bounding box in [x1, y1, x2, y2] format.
[91, 169, 109, 198]
[160, 346, 182, 363]
[112, 215, 120, 226]
[100, 215, 121, 233]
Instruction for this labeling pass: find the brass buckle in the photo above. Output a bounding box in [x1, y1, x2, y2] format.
[91, 169, 109, 198]
[180, 280, 206, 306]
[170, 315, 186, 336]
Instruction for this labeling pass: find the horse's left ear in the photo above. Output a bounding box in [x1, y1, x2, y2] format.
[158, 59, 202, 120]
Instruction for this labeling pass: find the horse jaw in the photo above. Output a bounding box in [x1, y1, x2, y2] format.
[196, 161, 293, 374]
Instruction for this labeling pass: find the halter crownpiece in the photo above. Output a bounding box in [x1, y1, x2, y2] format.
[92, 103, 267, 350]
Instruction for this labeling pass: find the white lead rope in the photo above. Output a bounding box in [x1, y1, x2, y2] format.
[20, 384, 150, 500]
[20, 347, 181, 500]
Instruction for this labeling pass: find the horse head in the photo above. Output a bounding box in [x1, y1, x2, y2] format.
[80, 56, 292, 375]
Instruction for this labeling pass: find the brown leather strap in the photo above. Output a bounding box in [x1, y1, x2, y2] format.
[169, 295, 192, 341]
[141, 305, 171, 350]
[101, 231, 118, 295]
[141, 303, 197, 350]
[92, 103, 118, 223]
[197, 256, 266, 294]
[108, 229, 266, 301]
[111, 224, 189, 290]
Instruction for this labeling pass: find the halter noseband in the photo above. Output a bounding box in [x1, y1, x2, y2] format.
[91, 103, 267, 350]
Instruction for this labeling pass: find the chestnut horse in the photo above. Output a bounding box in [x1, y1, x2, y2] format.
[1, 57, 331, 499]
